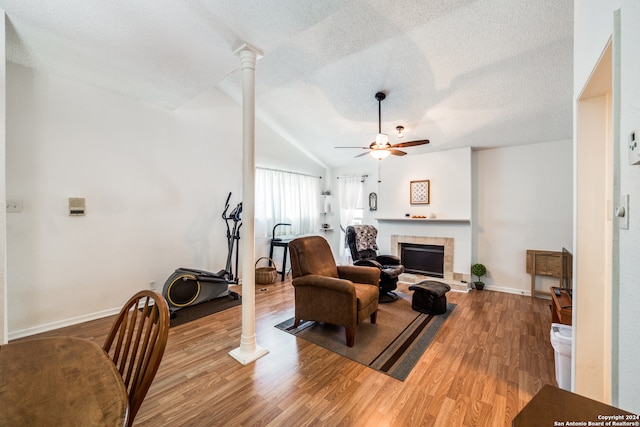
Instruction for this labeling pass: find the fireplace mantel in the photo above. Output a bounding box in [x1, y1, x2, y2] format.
[376, 218, 470, 224]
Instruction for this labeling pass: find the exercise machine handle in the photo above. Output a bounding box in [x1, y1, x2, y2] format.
[222, 192, 232, 219]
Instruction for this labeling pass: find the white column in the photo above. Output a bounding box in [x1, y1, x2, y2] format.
[229, 44, 269, 365]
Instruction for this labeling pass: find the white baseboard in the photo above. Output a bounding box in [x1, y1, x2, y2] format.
[9, 307, 121, 341]
[479, 284, 547, 297]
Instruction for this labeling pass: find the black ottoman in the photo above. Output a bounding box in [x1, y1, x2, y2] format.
[408, 281, 451, 315]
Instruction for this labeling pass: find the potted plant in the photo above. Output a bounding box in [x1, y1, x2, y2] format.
[471, 263, 487, 290]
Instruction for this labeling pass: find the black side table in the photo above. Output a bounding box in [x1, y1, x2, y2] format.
[269, 238, 293, 282]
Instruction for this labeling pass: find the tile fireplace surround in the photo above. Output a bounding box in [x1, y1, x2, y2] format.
[391, 234, 470, 292]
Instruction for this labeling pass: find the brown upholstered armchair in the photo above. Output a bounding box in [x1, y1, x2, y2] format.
[288, 235, 380, 347]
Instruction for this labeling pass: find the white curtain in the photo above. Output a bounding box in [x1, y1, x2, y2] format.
[338, 176, 363, 262]
[255, 168, 320, 238]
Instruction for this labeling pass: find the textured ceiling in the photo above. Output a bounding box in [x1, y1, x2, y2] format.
[0, 0, 573, 168]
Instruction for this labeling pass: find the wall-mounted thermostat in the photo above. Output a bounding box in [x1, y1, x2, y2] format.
[69, 197, 85, 216]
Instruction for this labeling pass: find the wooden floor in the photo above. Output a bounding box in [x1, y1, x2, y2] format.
[27, 281, 556, 426]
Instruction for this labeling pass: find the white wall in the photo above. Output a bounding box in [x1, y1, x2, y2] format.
[4, 63, 321, 338]
[1, 10, 7, 344]
[474, 140, 573, 294]
[378, 148, 472, 221]
[617, 1, 640, 411]
[376, 148, 472, 278]
[574, 0, 640, 412]
[574, 0, 621, 97]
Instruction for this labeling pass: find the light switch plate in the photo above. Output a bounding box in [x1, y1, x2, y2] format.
[618, 194, 629, 230]
[6, 199, 23, 213]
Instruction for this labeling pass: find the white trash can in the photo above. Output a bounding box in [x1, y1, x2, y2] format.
[550, 323, 572, 390]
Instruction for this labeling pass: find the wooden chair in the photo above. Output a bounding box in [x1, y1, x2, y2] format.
[103, 290, 170, 426]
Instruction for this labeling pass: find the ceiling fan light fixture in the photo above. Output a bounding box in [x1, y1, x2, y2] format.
[375, 133, 389, 147]
[370, 149, 391, 160]
[335, 91, 428, 159]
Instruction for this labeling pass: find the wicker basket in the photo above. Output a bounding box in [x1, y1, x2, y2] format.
[255, 257, 277, 284]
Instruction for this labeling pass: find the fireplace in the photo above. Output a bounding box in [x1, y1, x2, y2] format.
[379, 231, 469, 291]
[400, 243, 445, 278]
[391, 235, 455, 281]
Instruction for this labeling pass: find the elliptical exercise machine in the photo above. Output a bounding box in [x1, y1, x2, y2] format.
[162, 192, 241, 317]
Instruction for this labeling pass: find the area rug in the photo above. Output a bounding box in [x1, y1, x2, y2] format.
[169, 294, 241, 327]
[275, 291, 455, 381]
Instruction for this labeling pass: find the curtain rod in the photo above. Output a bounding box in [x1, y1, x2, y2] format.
[336, 174, 368, 180]
[256, 166, 322, 179]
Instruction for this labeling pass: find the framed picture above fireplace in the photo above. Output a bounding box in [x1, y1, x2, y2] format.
[410, 180, 430, 204]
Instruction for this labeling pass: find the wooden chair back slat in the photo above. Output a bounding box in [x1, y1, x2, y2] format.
[103, 290, 170, 426]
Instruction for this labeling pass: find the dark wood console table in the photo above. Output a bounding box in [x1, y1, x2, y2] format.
[513, 384, 636, 426]
[550, 286, 572, 325]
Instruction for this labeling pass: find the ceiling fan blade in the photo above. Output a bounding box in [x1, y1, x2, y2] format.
[389, 149, 407, 156]
[340, 93, 428, 160]
[391, 139, 430, 148]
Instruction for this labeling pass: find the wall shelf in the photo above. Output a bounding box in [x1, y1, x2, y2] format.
[376, 218, 471, 224]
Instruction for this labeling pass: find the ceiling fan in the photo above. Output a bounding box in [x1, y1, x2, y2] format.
[335, 92, 430, 159]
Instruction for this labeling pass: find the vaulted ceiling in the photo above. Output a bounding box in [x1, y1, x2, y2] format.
[0, 0, 573, 168]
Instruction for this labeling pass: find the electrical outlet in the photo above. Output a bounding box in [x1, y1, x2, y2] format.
[149, 280, 156, 290]
[6, 200, 23, 213]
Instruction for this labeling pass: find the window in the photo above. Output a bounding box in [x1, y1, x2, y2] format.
[338, 176, 364, 262]
[255, 168, 320, 238]
[352, 196, 364, 226]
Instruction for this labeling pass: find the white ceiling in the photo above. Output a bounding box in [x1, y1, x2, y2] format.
[0, 0, 573, 168]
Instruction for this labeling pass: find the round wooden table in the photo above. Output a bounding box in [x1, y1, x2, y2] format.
[0, 336, 129, 426]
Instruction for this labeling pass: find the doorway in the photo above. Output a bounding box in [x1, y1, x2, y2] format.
[575, 41, 614, 403]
